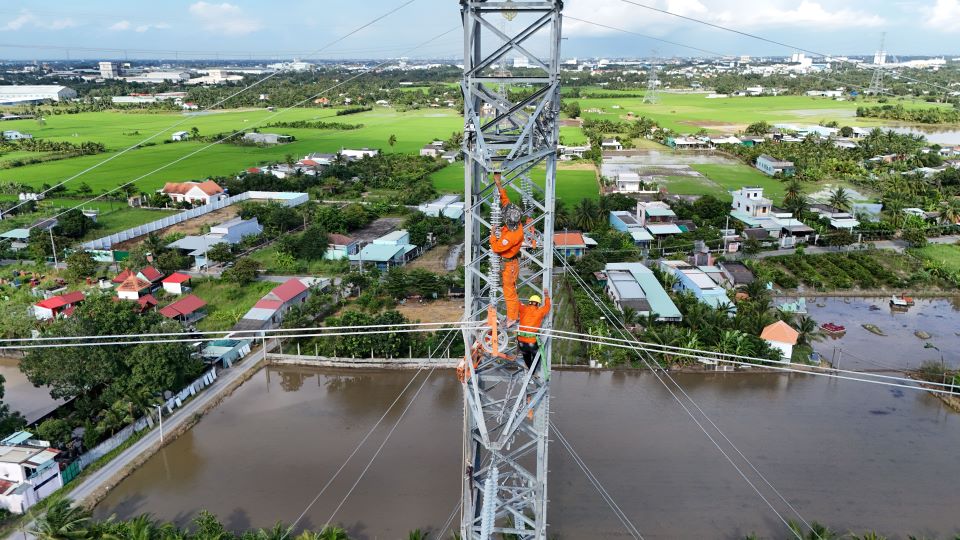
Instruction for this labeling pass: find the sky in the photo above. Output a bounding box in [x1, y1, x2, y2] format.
[0, 0, 958, 61]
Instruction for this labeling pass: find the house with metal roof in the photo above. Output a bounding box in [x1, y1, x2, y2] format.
[201, 339, 252, 368]
[603, 262, 682, 322]
[554, 231, 588, 258]
[417, 195, 465, 221]
[159, 294, 207, 324]
[659, 260, 735, 313]
[756, 154, 796, 177]
[232, 277, 324, 332]
[350, 230, 420, 270]
[0, 431, 63, 514]
[162, 273, 192, 295]
[167, 217, 263, 269]
[609, 211, 653, 248]
[326, 233, 360, 260]
[33, 291, 84, 320]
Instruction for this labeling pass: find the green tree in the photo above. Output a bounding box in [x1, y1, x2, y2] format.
[224, 257, 261, 285]
[154, 251, 189, 275]
[206, 242, 235, 264]
[65, 250, 97, 281]
[827, 186, 852, 211]
[573, 198, 600, 230]
[37, 418, 72, 446]
[388, 134, 397, 147]
[53, 209, 95, 239]
[30, 496, 92, 540]
[744, 121, 771, 135]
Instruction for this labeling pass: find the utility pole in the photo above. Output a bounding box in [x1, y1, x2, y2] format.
[460, 1, 562, 538]
[48, 228, 58, 267]
[157, 404, 164, 444]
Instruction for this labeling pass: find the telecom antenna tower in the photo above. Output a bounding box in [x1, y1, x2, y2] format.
[643, 51, 659, 104]
[867, 32, 887, 95]
[459, 1, 562, 538]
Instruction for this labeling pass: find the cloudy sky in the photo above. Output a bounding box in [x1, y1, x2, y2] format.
[0, 0, 957, 61]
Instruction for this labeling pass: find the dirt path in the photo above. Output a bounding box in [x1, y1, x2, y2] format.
[113, 206, 239, 249]
[395, 297, 465, 323]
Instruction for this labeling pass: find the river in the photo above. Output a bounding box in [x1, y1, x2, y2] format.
[95, 366, 960, 539]
[805, 297, 960, 371]
[885, 126, 960, 146]
[0, 357, 62, 424]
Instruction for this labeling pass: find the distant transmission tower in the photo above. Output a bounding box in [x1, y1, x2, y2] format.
[867, 32, 887, 95]
[643, 52, 659, 104]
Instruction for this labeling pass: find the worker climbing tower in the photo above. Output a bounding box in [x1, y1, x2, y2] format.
[459, 1, 562, 538]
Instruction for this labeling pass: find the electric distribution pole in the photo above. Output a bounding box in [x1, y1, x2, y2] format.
[459, 1, 562, 539]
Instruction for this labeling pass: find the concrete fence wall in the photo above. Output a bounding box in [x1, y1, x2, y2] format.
[74, 369, 218, 470]
[80, 191, 308, 250]
[267, 353, 457, 369]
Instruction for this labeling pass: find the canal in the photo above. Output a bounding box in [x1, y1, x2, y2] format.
[95, 366, 960, 539]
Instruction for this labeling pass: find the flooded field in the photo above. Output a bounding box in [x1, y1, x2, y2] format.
[805, 297, 960, 371]
[96, 366, 960, 539]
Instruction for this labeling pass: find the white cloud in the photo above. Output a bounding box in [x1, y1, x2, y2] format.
[2, 10, 76, 31]
[565, 0, 885, 37]
[188, 2, 261, 35]
[924, 0, 960, 31]
[110, 20, 170, 32]
[3, 11, 35, 31]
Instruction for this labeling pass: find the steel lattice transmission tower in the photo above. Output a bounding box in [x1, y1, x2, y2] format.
[867, 32, 887, 95]
[643, 52, 659, 104]
[459, 1, 562, 538]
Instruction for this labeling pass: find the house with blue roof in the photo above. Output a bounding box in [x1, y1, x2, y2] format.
[609, 211, 654, 249]
[604, 262, 682, 322]
[350, 229, 420, 270]
[659, 260, 735, 313]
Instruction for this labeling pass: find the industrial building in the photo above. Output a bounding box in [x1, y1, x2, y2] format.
[0, 85, 77, 104]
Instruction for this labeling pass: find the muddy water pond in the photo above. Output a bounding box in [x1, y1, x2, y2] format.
[96, 367, 960, 539]
[804, 297, 960, 371]
[0, 357, 63, 423]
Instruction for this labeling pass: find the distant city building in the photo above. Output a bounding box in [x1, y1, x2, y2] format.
[0, 85, 76, 104]
[124, 71, 191, 84]
[98, 61, 122, 79]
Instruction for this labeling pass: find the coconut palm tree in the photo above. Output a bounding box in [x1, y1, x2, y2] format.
[30, 497, 92, 540]
[255, 522, 290, 540]
[827, 186, 851, 212]
[553, 200, 572, 230]
[408, 530, 429, 540]
[940, 198, 960, 226]
[573, 198, 600, 230]
[795, 315, 823, 346]
[317, 526, 350, 540]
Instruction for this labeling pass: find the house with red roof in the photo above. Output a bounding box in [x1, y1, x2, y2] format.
[33, 291, 84, 320]
[159, 180, 226, 205]
[162, 272, 192, 295]
[554, 231, 589, 259]
[231, 278, 325, 333]
[761, 321, 800, 362]
[263, 278, 309, 308]
[159, 294, 207, 324]
[137, 266, 164, 285]
[116, 275, 152, 301]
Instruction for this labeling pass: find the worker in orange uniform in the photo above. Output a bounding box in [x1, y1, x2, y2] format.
[518, 292, 550, 369]
[490, 172, 525, 325]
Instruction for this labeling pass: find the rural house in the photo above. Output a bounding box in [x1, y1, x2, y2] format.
[0, 431, 64, 514]
[159, 294, 207, 325]
[761, 321, 799, 362]
[160, 180, 226, 205]
[33, 291, 84, 320]
[755, 154, 796, 177]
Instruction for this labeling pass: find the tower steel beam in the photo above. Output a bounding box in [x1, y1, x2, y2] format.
[459, 1, 562, 539]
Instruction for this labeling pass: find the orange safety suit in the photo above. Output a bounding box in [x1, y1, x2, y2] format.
[490, 183, 524, 321]
[517, 295, 551, 344]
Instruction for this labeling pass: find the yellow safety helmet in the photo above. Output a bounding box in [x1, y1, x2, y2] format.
[528, 295, 542, 304]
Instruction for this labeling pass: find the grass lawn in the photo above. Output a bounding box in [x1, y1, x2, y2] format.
[0, 107, 463, 193]
[430, 162, 599, 203]
[660, 175, 726, 198]
[191, 278, 276, 332]
[85, 208, 178, 240]
[247, 246, 351, 275]
[910, 244, 960, 272]
[574, 92, 951, 133]
[691, 163, 786, 201]
[559, 125, 587, 145]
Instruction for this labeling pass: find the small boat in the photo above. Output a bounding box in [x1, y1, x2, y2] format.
[862, 323, 886, 336]
[821, 322, 846, 334]
[890, 294, 915, 308]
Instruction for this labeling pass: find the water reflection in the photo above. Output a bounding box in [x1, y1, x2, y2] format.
[96, 368, 960, 539]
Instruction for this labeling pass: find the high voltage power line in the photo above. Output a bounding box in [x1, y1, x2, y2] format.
[615, 0, 957, 95]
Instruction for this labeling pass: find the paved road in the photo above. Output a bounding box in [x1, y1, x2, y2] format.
[7, 346, 269, 540]
[751, 235, 959, 259]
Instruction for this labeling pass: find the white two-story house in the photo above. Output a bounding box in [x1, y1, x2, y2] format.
[0, 432, 63, 514]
